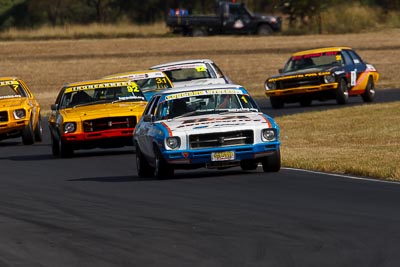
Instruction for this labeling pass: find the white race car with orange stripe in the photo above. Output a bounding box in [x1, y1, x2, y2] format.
[134, 84, 281, 178]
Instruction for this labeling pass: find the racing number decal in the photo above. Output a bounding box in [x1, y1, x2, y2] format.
[195, 66, 206, 72]
[350, 70, 357, 86]
[156, 78, 167, 84]
[127, 84, 140, 93]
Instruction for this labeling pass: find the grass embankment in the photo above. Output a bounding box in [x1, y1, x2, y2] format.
[276, 102, 400, 180]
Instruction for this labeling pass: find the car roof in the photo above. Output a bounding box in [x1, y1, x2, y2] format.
[157, 83, 245, 95]
[62, 77, 135, 88]
[292, 47, 353, 56]
[150, 59, 215, 69]
[0, 77, 20, 82]
[102, 69, 167, 80]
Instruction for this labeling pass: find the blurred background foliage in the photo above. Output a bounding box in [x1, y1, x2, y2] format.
[0, 0, 399, 34]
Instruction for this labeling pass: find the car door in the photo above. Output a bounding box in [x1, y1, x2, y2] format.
[135, 95, 160, 158]
[342, 49, 366, 90]
[222, 3, 253, 34]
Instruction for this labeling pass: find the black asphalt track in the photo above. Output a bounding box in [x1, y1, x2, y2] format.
[0, 89, 399, 267]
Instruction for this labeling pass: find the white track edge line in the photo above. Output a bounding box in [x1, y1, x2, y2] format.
[282, 167, 400, 185]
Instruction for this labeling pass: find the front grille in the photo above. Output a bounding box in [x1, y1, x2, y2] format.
[0, 111, 8, 122]
[83, 116, 136, 132]
[278, 76, 324, 89]
[189, 130, 253, 149]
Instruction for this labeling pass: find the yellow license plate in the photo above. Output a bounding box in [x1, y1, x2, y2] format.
[211, 151, 235, 161]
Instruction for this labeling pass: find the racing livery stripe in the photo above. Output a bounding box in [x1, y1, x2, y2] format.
[161, 122, 172, 137]
[261, 115, 272, 128]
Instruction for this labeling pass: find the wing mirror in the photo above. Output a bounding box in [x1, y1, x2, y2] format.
[143, 114, 154, 122]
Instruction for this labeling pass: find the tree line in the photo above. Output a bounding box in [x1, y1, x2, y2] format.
[0, 0, 399, 30]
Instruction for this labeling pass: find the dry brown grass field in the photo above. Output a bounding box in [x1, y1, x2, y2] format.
[1, 30, 399, 180]
[1, 29, 399, 110]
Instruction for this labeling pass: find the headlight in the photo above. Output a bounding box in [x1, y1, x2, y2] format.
[166, 137, 181, 149]
[63, 122, 76, 133]
[13, 109, 26, 119]
[324, 73, 335, 83]
[262, 129, 276, 142]
[265, 80, 276, 90]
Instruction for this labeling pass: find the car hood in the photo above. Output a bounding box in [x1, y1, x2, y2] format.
[0, 97, 27, 108]
[269, 66, 339, 80]
[60, 102, 147, 120]
[161, 112, 274, 133]
[173, 78, 227, 87]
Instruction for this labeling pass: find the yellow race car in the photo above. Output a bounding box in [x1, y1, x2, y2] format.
[48, 78, 147, 157]
[0, 77, 42, 145]
[103, 69, 173, 101]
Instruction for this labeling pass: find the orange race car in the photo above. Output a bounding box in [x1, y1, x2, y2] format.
[0, 77, 42, 145]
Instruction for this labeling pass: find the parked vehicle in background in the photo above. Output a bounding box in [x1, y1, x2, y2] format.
[150, 59, 232, 87]
[167, 1, 282, 36]
[264, 47, 380, 109]
[0, 77, 42, 145]
[103, 69, 174, 100]
[133, 84, 281, 178]
[48, 78, 147, 157]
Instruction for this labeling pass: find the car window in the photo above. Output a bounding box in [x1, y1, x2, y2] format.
[163, 64, 212, 82]
[145, 95, 160, 116]
[341, 50, 353, 66]
[346, 50, 364, 65]
[135, 77, 172, 91]
[0, 82, 26, 98]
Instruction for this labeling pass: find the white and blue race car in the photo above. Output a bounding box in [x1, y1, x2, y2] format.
[133, 84, 281, 178]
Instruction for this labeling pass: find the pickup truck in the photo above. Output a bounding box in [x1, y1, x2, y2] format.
[166, 1, 282, 36]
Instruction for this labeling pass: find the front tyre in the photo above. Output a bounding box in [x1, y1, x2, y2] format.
[136, 145, 154, 178]
[34, 115, 43, 142]
[336, 79, 349, 105]
[51, 132, 60, 156]
[361, 77, 375, 102]
[154, 147, 174, 179]
[240, 159, 258, 171]
[261, 149, 281, 172]
[22, 118, 35, 145]
[270, 97, 284, 109]
[56, 131, 73, 158]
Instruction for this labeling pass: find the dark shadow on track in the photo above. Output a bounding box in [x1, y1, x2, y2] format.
[67, 169, 260, 183]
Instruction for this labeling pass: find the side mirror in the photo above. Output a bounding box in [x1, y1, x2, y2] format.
[50, 104, 58, 111]
[278, 68, 283, 74]
[143, 114, 154, 122]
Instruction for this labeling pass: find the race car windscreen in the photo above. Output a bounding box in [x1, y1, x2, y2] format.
[155, 90, 260, 120]
[284, 51, 342, 72]
[0, 82, 26, 98]
[135, 77, 172, 91]
[163, 65, 212, 82]
[60, 84, 145, 108]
